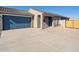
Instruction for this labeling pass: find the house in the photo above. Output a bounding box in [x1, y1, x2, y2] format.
[0, 7, 69, 30]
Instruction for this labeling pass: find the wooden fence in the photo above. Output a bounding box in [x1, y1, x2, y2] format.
[65, 20, 79, 29]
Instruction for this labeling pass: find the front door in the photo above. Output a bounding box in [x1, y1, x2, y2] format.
[48, 17, 52, 26]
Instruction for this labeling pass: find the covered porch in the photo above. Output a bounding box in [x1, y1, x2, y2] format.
[41, 12, 69, 29]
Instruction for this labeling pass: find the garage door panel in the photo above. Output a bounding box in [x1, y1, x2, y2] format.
[3, 15, 31, 30]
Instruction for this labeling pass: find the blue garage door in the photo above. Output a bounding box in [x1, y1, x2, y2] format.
[3, 15, 31, 30]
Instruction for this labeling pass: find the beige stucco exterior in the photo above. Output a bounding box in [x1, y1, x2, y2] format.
[59, 20, 66, 28]
[28, 9, 43, 29]
[42, 16, 49, 29]
[28, 9, 62, 29]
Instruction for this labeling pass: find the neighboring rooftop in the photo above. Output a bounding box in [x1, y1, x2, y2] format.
[69, 18, 79, 20]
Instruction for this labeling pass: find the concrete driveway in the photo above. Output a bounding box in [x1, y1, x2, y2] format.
[0, 27, 79, 52]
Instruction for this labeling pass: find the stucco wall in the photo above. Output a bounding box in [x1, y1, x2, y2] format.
[56, 20, 59, 26]
[52, 20, 55, 27]
[42, 17, 59, 29]
[59, 20, 66, 28]
[28, 9, 43, 28]
[0, 15, 2, 30]
[42, 17, 49, 29]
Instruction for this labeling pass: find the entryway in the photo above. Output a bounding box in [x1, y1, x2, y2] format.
[48, 17, 52, 26]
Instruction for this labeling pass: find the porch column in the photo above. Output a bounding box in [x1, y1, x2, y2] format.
[52, 17, 54, 27]
[40, 15, 44, 29]
[59, 17, 61, 26]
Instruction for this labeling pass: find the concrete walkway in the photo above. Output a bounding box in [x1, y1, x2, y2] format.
[0, 27, 79, 52]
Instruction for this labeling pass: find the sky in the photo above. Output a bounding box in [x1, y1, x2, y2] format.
[4, 6, 79, 18]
